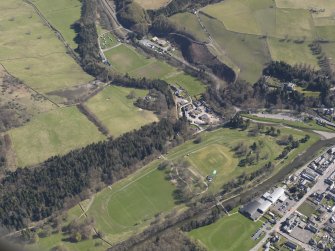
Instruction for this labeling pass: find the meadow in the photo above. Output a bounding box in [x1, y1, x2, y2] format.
[105, 45, 206, 95]
[199, 12, 271, 83]
[85, 85, 158, 138]
[193, 0, 335, 83]
[189, 212, 262, 251]
[0, 0, 93, 94]
[169, 13, 209, 42]
[9, 106, 105, 167]
[134, 0, 171, 9]
[32, 0, 82, 49]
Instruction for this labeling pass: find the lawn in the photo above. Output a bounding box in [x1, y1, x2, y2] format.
[164, 72, 206, 96]
[169, 13, 209, 42]
[87, 161, 176, 243]
[297, 202, 317, 218]
[199, 12, 271, 83]
[134, 0, 171, 9]
[85, 85, 158, 138]
[267, 38, 319, 70]
[189, 212, 262, 251]
[9, 106, 105, 167]
[0, 0, 93, 94]
[33, 0, 82, 49]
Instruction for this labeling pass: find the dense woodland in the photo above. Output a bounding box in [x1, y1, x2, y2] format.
[0, 118, 189, 230]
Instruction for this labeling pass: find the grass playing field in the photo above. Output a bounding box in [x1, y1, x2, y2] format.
[134, 0, 171, 9]
[189, 212, 262, 251]
[0, 0, 93, 94]
[33, 0, 82, 49]
[85, 85, 158, 138]
[87, 160, 176, 243]
[9, 106, 105, 167]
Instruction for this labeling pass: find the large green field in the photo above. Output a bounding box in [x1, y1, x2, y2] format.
[193, 0, 335, 82]
[267, 38, 320, 69]
[105, 45, 206, 95]
[0, 0, 93, 94]
[85, 85, 158, 138]
[169, 13, 209, 42]
[189, 212, 262, 251]
[199, 12, 271, 83]
[9, 106, 105, 167]
[87, 161, 176, 243]
[32, 0, 82, 49]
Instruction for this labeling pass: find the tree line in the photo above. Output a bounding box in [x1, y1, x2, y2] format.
[0, 118, 189, 230]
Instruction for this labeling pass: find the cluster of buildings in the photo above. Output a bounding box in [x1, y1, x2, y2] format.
[240, 187, 286, 221]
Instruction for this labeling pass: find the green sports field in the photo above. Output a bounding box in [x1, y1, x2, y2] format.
[189, 212, 262, 251]
[0, 0, 93, 94]
[87, 160, 176, 243]
[85, 85, 158, 138]
[9, 106, 105, 167]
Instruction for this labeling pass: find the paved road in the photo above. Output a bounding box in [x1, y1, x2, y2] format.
[250, 147, 335, 251]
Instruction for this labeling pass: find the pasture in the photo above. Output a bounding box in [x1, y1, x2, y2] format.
[169, 13, 209, 42]
[196, 0, 334, 82]
[164, 72, 206, 96]
[267, 38, 320, 69]
[199, 13, 271, 83]
[105, 44, 206, 95]
[189, 212, 262, 251]
[33, 0, 82, 49]
[134, 0, 171, 9]
[85, 85, 158, 138]
[9, 106, 105, 167]
[0, 0, 93, 94]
